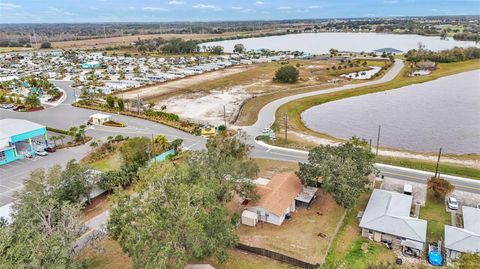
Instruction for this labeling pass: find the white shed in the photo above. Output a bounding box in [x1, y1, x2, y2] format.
[241, 210, 258, 227]
[89, 113, 111, 125]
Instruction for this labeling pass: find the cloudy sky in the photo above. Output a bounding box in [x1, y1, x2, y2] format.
[0, 0, 479, 23]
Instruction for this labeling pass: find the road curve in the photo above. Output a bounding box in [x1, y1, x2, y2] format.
[243, 59, 405, 136]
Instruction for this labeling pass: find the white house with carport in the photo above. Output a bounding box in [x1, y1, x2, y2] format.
[444, 206, 480, 261]
[244, 172, 303, 226]
[359, 189, 427, 257]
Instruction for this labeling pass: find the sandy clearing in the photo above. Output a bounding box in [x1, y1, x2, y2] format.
[156, 87, 251, 126]
[290, 131, 480, 169]
[118, 65, 252, 101]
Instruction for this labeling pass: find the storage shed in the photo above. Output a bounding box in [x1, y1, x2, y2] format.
[241, 210, 258, 227]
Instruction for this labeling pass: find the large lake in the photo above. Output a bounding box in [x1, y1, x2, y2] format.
[302, 70, 480, 154]
[203, 33, 479, 54]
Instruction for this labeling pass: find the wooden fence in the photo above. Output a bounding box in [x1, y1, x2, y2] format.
[236, 243, 320, 269]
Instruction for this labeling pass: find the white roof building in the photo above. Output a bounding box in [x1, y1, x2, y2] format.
[445, 206, 480, 256]
[359, 189, 427, 243]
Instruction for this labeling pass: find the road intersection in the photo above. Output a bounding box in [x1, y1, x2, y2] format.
[1, 60, 480, 208]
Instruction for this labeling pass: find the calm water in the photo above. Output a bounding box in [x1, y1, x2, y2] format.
[302, 70, 480, 154]
[203, 33, 479, 54]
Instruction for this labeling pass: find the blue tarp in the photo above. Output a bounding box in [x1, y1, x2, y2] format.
[428, 251, 443, 266]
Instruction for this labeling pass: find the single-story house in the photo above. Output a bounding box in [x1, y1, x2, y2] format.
[245, 172, 303, 225]
[0, 119, 48, 165]
[445, 206, 480, 260]
[359, 189, 427, 256]
[89, 113, 111, 125]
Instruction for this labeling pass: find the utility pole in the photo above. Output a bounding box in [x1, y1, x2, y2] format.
[137, 94, 140, 114]
[369, 138, 372, 151]
[434, 147, 442, 178]
[223, 105, 227, 128]
[375, 125, 381, 156]
[284, 114, 288, 143]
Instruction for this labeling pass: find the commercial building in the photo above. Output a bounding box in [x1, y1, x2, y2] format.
[359, 189, 427, 256]
[0, 119, 47, 165]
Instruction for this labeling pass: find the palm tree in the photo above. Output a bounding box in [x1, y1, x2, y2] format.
[50, 135, 58, 146]
[78, 125, 86, 144]
[58, 135, 65, 147]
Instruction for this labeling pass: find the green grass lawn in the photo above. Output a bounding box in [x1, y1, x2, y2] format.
[325, 192, 396, 268]
[419, 192, 451, 243]
[88, 151, 123, 172]
[377, 156, 480, 180]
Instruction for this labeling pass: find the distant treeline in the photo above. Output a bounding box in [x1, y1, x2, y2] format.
[453, 32, 480, 42]
[134, 37, 199, 54]
[405, 47, 480, 63]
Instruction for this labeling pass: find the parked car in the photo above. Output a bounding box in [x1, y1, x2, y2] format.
[45, 146, 56, 153]
[35, 150, 48, 156]
[2, 104, 14, 109]
[447, 197, 459, 210]
[262, 127, 271, 134]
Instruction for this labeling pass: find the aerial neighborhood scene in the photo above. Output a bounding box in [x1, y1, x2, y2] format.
[1, 0, 480, 268]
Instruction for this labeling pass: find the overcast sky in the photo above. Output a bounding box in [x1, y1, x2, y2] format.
[0, 0, 479, 23]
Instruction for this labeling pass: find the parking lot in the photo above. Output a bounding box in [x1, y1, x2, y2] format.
[0, 143, 92, 206]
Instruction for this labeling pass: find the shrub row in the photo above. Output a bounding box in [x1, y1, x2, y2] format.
[72, 102, 198, 133]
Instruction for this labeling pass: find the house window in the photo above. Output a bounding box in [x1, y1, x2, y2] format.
[0, 151, 6, 161]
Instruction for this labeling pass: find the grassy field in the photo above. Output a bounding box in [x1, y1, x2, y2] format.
[276, 59, 480, 138]
[87, 151, 123, 172]
[377, 156, 480, 180]
[236, 59, 392, 126]
[420, 192, 451, 243]
[270, 59, 480, 174]
[0, 47, 34, 53]
[325, 192, 396, 268]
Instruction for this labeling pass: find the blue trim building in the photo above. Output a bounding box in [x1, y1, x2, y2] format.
[0, 119, 48, 166]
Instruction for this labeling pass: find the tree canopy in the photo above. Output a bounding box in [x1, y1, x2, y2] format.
[428, 176, 454, 199]
[108, 132, 258, 269]
[0, 163, 87, 268]
[274, 64, 299, 83]
[297, 140, 376, 208]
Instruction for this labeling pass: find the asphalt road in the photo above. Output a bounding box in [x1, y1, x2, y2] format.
[0, 81, 205, 206]
[243, 59, 405, 136]
[2, 61, 480, 208]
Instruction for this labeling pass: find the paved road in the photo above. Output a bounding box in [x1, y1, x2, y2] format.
[2, 60, 480, 208]
[243, 59, 405, 136]
[251, 141, 480, 194]
[0, 81, 205, 206]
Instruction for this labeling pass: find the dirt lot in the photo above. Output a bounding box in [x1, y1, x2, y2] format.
[238, 190, 345, 264]
[119, 65, 252, 101]
[120, 59, 367, 125]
